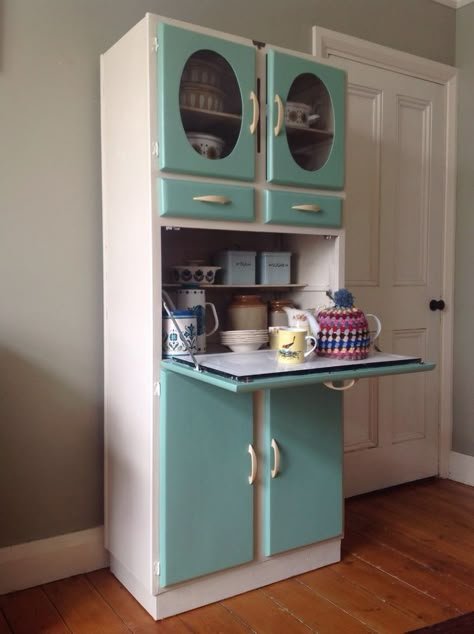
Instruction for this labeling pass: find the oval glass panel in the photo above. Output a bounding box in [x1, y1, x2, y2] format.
[286, 73, 334, 171]
[179, 50, 242, 160]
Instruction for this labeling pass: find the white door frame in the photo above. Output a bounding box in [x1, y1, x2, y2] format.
[312, 27, 457, 478]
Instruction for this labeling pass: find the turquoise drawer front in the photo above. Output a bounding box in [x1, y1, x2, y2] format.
[264, 189, 342, 228]
[160, 179, 255, 222]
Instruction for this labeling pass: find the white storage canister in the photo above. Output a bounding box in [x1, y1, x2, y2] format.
[214, 250, 256, 284]
[257, 252, 291, 284]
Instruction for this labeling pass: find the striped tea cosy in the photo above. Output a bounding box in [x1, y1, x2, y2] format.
[316, 289, 372, 360]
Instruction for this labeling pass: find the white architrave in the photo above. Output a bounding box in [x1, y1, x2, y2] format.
[312, 26, 457, 480]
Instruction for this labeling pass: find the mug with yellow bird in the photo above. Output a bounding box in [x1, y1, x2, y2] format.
[276, 327, 317, 364]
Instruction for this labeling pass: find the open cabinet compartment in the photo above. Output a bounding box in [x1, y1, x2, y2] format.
[161, 225, 341, 348]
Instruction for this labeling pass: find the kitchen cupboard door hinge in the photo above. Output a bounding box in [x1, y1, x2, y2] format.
[152, 141, 159, 158]
[153, 561, 160, 577]
[154, 381, 161, 397]
[151, 36, 159, 52]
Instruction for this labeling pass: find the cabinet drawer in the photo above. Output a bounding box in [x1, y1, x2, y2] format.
[160, 178, 255, 222]
[263, 189, 342, 228]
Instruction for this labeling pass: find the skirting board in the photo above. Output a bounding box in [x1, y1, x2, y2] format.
[0, 526, 109, 595]
[448, 451, 474, 487]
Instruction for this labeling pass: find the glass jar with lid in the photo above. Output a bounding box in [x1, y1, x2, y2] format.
[269, 299, 294, 327]
[227, 295, 267, 331]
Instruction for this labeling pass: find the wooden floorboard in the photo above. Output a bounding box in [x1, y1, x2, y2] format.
[1, 478, 474, 633]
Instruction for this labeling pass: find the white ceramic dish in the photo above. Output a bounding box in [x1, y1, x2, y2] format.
[173, 265, 221, 284]
[181, 59, 222, 88]
[180, 83, 224, 112]
[285, 101, 311, 128]
[220, 329, 268, 335]
[221, 336, 268, 342]
[186, 132, 225, 159]
[226, 342, 264, 353]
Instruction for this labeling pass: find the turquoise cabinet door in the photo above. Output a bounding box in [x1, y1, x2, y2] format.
[159, 369, 254, 587]
[158, 23, 256, 181]
[267, 49, 345, 190]
[263, 384, 343, 556]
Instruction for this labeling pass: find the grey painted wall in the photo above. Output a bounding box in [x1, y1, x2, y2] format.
[0, 0, 455, 547]
[454, 5, 474, 457]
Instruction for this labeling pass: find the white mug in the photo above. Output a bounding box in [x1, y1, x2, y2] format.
[176, 287, 219, 353]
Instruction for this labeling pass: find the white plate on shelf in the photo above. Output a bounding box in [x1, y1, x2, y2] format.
[225, 342, 264, 353]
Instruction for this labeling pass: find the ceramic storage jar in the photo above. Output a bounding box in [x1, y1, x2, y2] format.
[227, 295, 267, 330]
[268, 299, 294, 327]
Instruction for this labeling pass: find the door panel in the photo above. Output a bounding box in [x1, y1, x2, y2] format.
[159, 370, 254, 587]
[327, 57, 445, 496]
[344, 84, 381, 287]
[263, 384, 343, 556]
[157, 23, 256, 181]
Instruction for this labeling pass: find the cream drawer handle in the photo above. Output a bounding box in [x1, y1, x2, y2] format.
[248, 444, 257, 484]
[250, 91, 260, 135]
[274, 94, 284, 137]
[271, 438, 280, 478]
[193, 195, 231, 205]
[323, 379, 357, 391]
[291, 204, 322, 213]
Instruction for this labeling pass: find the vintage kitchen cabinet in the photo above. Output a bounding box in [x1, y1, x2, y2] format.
[101, 13, 433, 620]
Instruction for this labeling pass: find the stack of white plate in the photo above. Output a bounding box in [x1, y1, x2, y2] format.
[220, 329, 269, 353]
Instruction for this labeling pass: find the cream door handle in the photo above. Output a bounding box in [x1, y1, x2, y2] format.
[250, 91, 260, 135]
[248, 444, 257, 484]
[274, 94, 284, 137]
[271, 438, 280, 478]
[323, 379, 358, 391]
[193, 195, 231, 205]
[291, 204, 321, 213]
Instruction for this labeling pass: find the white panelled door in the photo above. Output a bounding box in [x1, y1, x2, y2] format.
[330, 59, 447, 495]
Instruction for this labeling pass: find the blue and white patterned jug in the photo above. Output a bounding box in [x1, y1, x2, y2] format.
[162, 310, 197, 358]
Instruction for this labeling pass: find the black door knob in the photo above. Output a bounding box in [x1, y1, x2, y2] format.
[429, 299, 445, 311]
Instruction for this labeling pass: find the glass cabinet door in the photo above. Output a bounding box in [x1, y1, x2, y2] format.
[267, 49, 346, 190]
[157, 23, 257, 181]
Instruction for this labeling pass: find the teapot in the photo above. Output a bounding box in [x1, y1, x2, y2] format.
[282, 306, 320, 337]
[315, 289, 382, 360]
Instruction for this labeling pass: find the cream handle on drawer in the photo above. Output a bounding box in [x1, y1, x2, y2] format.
[250, 91, 260, 135]
[248, 444, 257, 484]
[323, 379, 358, 391]
[291, 204, 321, 213]
[274, 94, 284, 137]
[193, 195, 231, 205]
[271, 438, 280, 478]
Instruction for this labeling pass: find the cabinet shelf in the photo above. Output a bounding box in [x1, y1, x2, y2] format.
[163, 283, 308, 290]
[180, 106, 242, 136]
[286, 125, 333, 140]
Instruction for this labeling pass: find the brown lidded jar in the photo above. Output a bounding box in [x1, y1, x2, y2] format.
[227, 295, 267, 331]
[268, 299, 294, 327]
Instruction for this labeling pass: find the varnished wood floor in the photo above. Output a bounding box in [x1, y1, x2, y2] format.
[1, 478, 474, 633]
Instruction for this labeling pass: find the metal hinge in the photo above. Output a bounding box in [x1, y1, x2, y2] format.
[153, 561, 160, 576]
[152, 141, 159, 158]
[154, 382, 161, 397]
[152, 37, 159, 52]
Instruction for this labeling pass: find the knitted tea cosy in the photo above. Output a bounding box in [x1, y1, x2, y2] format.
[316, 289, 372, 360]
